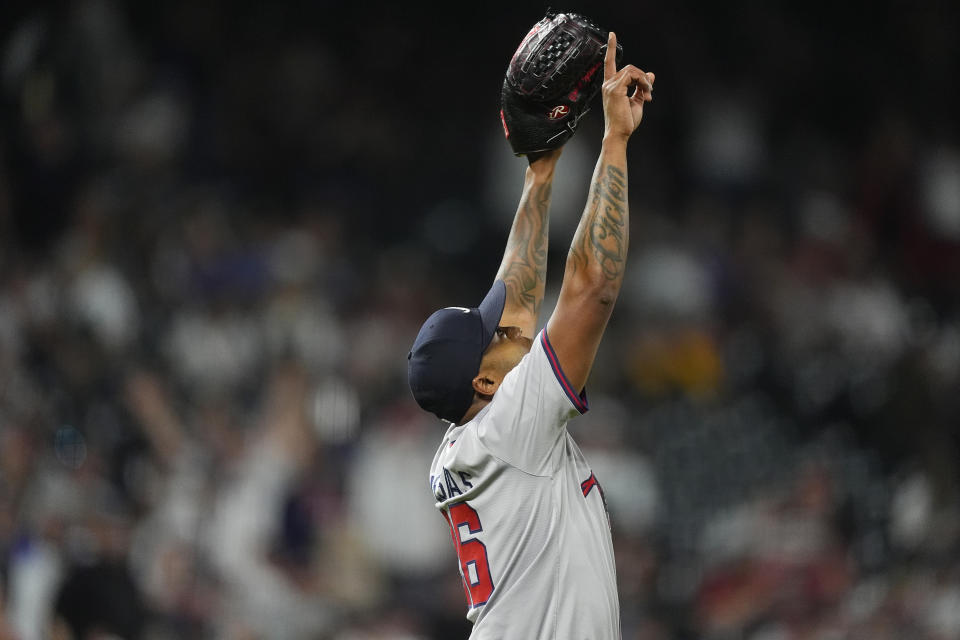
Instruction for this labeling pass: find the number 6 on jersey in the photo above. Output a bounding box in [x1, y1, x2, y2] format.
[446, 502, 495, 607]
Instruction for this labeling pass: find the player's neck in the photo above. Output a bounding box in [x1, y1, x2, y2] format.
[459, 395, 492, 424]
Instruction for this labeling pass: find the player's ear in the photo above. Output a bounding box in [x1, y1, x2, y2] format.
[472, 373, 499, 398]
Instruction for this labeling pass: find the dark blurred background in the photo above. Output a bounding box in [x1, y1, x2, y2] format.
[1, 0, 959, 638]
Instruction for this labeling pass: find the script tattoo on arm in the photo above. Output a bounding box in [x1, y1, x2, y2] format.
[499, 181, 551, 315]
[569, 163, 628, 282]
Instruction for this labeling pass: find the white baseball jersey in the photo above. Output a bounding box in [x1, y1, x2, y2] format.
[429, 329, 620, 639]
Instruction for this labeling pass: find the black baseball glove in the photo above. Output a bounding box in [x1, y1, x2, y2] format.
[500, 10, 623, 157]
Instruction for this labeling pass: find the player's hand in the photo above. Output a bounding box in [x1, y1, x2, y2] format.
[601, 32, 654, 143]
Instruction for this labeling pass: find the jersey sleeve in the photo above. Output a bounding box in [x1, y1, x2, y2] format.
[476, 328, 588, 475]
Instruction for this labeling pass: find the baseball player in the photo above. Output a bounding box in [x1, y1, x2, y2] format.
[407, 28, 654, 639]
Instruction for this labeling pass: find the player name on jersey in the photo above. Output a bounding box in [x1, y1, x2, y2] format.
[431, 466, 474, 501]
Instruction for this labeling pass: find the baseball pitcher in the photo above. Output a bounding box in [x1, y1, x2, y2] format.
[407, 12, 654, 639]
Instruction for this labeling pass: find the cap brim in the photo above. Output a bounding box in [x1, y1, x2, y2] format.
[476, 280, 506, 352]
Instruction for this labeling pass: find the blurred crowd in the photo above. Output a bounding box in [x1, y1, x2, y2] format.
[1, 1, 959, 639]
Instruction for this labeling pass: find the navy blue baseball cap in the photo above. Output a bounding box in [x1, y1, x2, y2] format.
[408, 280, 506, 423]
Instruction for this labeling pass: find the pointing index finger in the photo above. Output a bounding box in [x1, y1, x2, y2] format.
[604, 32, 617, 80]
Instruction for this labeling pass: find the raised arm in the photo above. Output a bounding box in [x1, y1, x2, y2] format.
[494, 149, 561, 338]
[545, 32, 654, 392]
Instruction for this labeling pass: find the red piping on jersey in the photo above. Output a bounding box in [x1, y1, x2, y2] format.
[540, 330, 588, 414]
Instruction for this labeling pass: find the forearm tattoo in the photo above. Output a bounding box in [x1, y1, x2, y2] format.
[570, 163, 628, 280]
[501, 181, 551, 315]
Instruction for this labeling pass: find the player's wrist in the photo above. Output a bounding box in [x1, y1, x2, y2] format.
[526, 159, 558, 182]
[601, 132, 630, 151]
[527, 149, 561, 177]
